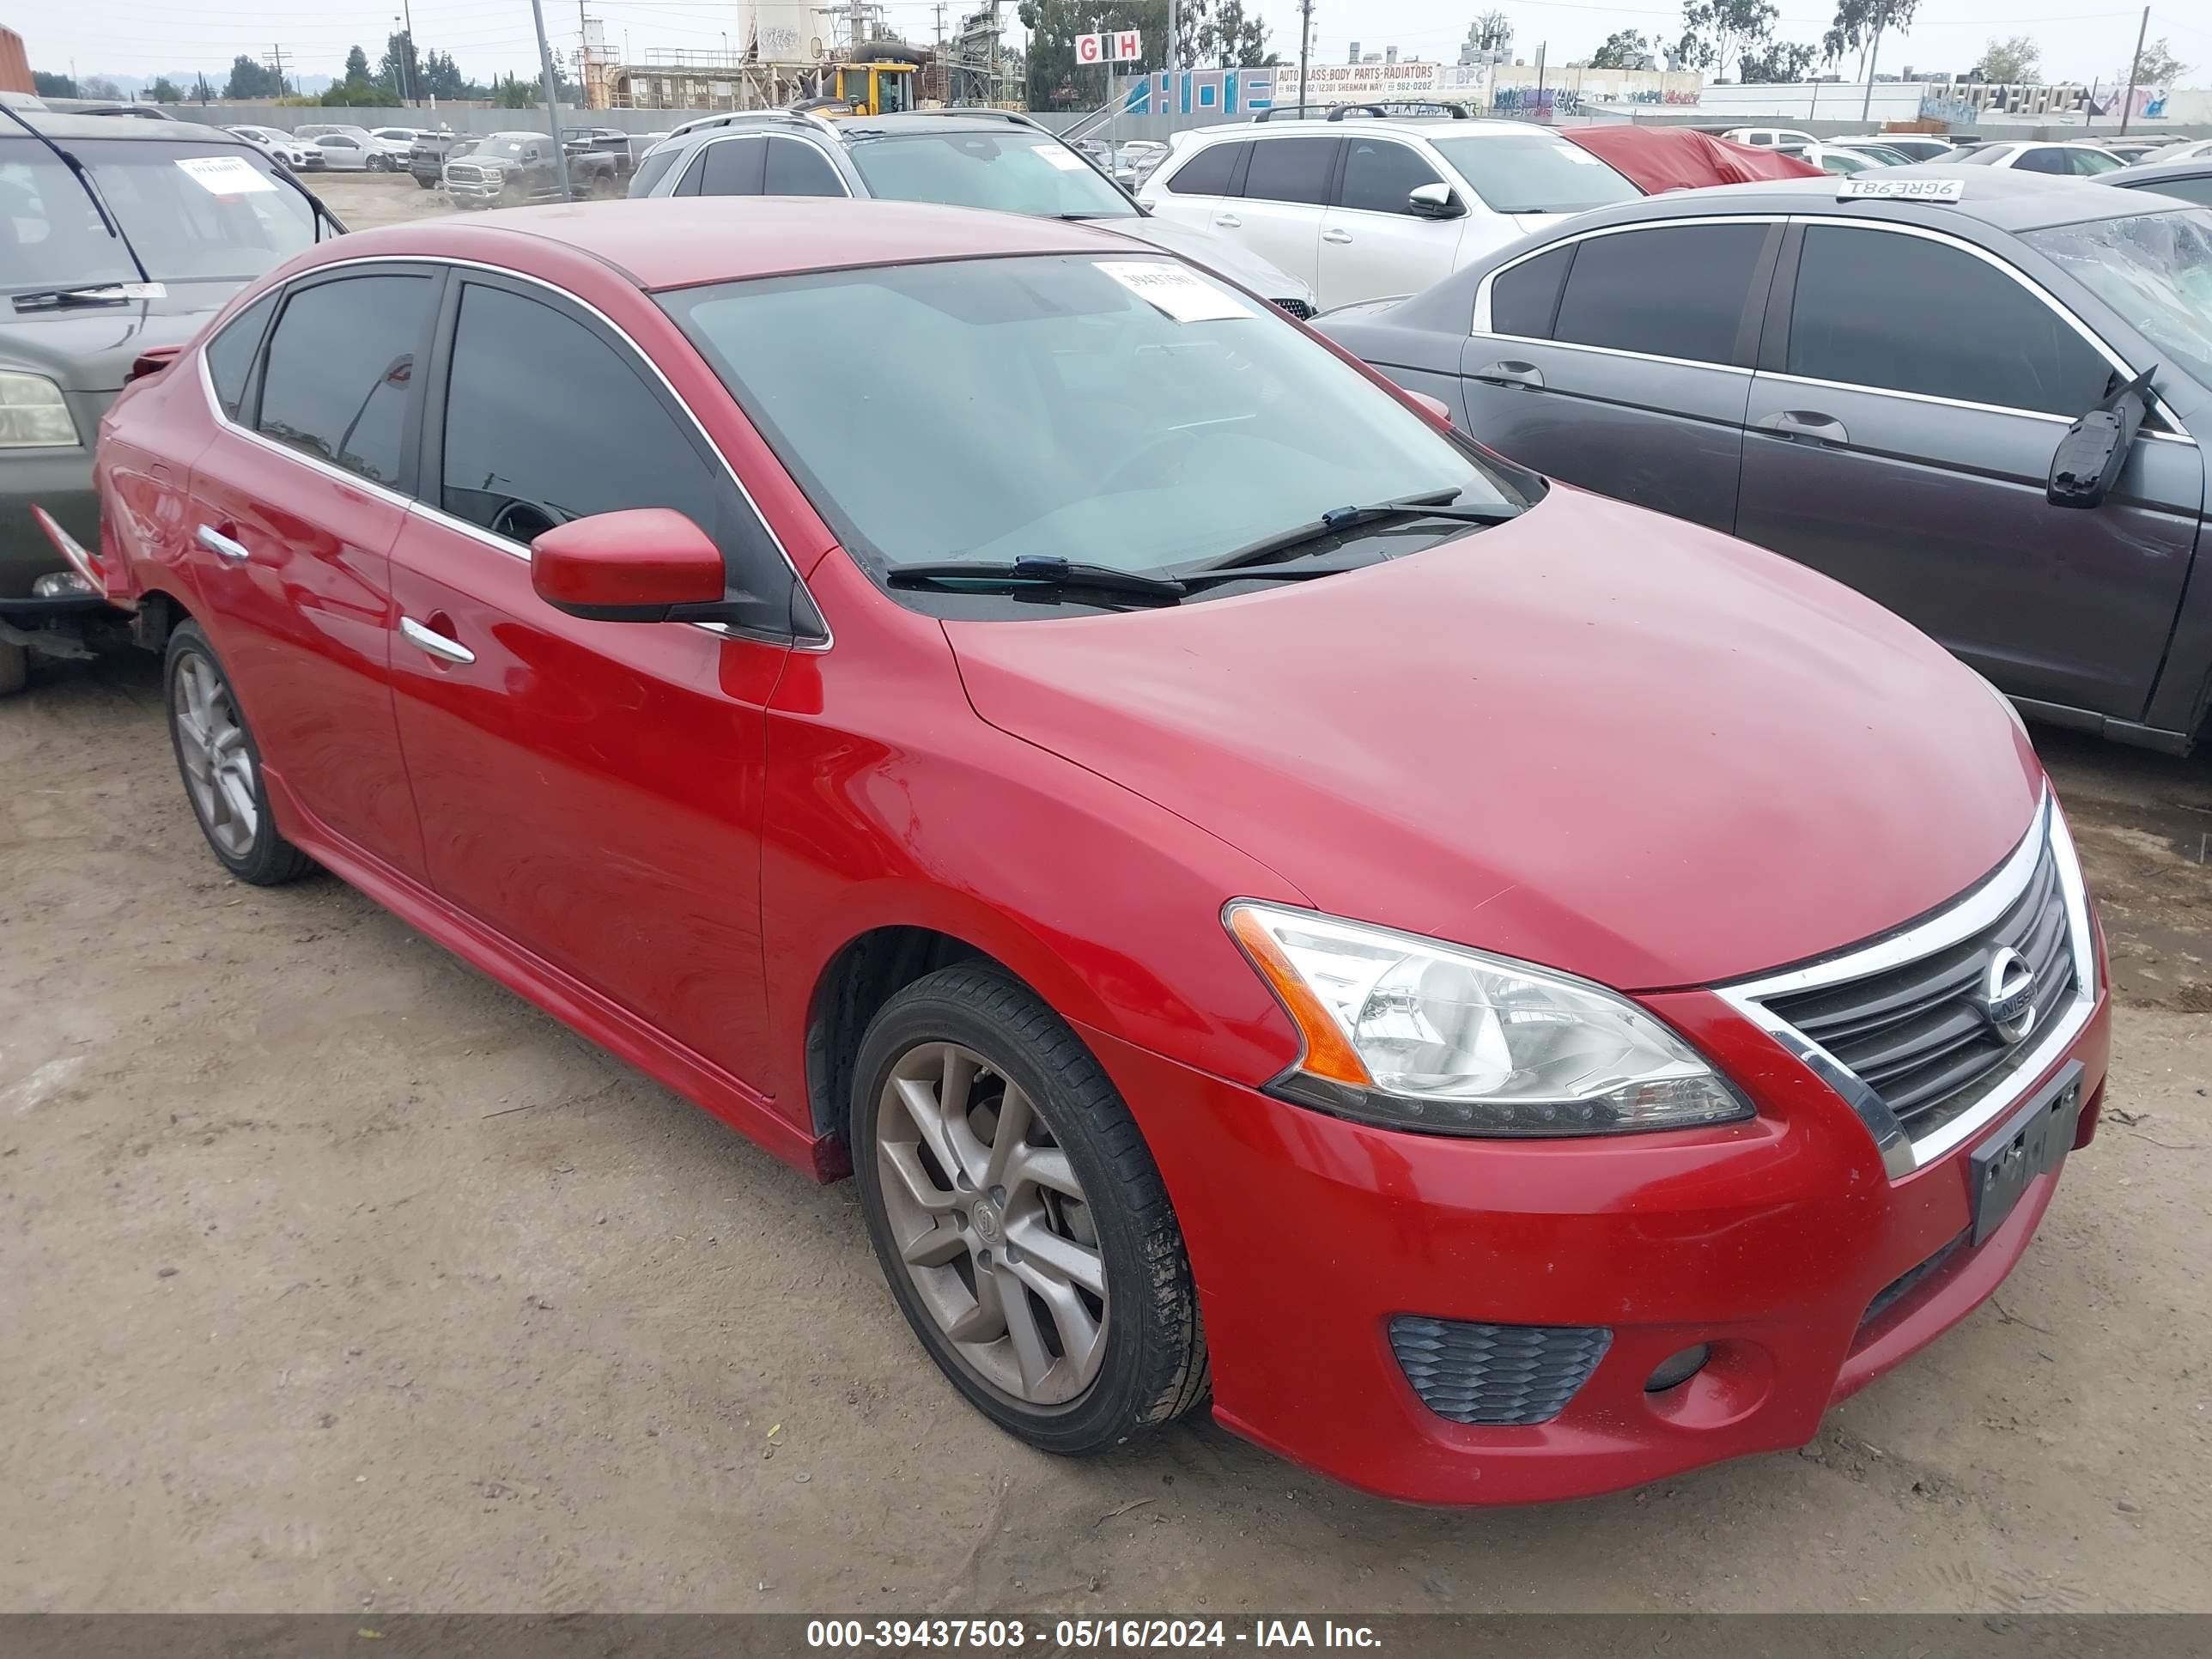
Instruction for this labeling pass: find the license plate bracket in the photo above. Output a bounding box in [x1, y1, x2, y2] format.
[1969, 1061, 2084, 1246]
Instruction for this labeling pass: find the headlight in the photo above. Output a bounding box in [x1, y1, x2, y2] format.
[0, 372, 77, 449]
[1224, 902, 1752, 1137]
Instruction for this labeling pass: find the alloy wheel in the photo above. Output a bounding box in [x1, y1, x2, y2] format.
[173, 655, 257, 859]
[875, 1041, 1109, 1407]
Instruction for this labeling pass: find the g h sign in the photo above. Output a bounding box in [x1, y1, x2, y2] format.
[1074, 29, 1142, 64]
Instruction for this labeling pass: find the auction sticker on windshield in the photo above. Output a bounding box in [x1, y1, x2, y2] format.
[1097, 261, 1254, 323]
[175, 155, 277, 196]
[1037, 145, 1090, 171]
[1838, 176, 1965, 201]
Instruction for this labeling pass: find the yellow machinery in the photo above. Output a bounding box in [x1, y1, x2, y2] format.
[823, 58, 918, 115]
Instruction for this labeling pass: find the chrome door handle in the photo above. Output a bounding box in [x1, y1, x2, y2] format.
[1756, 410, 1850, 446]
[1212, 212, 1242, 228]
[196, 524, 250, 563]
[1474, 361, 1544, 391]
[399, 615, 475, 665]
[1322, 228, 1353, 244]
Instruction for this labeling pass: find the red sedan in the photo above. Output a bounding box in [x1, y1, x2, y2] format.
[57, 198, 2109, 1504]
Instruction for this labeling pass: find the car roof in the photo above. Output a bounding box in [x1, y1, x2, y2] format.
[1534, 165, 2176, 233]
[1186, 115, 1548, 141]
[1, 111, 257, 145]
[2105, 157, 2212, 185]
[319, 197, 1131, 291]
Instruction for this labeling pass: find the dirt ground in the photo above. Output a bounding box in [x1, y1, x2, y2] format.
[3, 173, 2209, 1613]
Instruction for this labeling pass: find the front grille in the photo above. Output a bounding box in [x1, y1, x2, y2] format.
[1273, 297, 1316, 320]
[447, 165, 485, 184]
[1760, 829, 2075, 1144]
[1389, 1316, 1611, 1425]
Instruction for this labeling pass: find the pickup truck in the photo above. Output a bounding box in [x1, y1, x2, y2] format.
[562, 126, 637, 179]
[443, 130, 621, 206]
[407, 131, 477, 189]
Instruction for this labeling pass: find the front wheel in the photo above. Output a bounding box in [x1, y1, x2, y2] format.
[851, 964, 1207, 1455]
[415, 173, 436, 189]
[165, 622, 314, 886]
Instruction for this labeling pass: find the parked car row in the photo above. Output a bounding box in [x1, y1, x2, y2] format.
[11, 95, 2208, 1512]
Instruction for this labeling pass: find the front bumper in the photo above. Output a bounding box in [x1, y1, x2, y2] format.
[1079, 978, 2109, 1506]
[2, 459, 97, 599]
[446, 179, 506, 205]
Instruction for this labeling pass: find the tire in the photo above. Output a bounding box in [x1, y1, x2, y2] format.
[164, 622, 314, 886]
[415, 173, 435, 189]
[0, 640, 26, 697]
[851, 963, 1207, 1455]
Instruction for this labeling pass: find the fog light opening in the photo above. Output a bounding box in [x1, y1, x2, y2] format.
[1644, 1344, 1711, 1394]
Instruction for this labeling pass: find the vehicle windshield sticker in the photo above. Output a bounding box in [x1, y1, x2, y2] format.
[1097, 260, 1255, 323]
[175, 155, 278, 196]
[1838, 176, 1965, 201]
[1037, 145, 1090, 171]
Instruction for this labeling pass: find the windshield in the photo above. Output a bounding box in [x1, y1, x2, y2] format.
[1, 137, 313, 291]
[845, 130, 1136, 219]
[2072, 148, 2123, 174]
[661, 253, 1517, 590]
[478, 136, 535, 160]
[1429, 133, 1638, 215]
[2026, 207, 2212, 389]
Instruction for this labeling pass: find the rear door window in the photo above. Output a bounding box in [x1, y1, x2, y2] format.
[1242, 137, 1338, 205]
[629, 145, 684, 196]
[1163, 140, 1245, 195]
[765, 137, 843, 195]
[2013, 147, 2067, 174]
[1489, 245, 1572, 338]
[689, 136, 767, 195]
[256, 272, 435, 486]
[1337, 137, 1443, 215]
[1551, 222, 1768, 365]
[204, 289, 279, 421]
[1784, 225, 2112, 416]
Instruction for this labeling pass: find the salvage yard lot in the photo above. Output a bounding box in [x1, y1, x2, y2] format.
[4, 648, 2209, 1613]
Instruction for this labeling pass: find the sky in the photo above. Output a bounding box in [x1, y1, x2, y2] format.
[21, 0, 2205, 96]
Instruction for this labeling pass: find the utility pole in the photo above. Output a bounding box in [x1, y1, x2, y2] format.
[1860, 20, 1881, 121]
[270, 43, 287, 95]
[528, 0, 572, 199]
[579, 0, 592, 106]
[1296, 0, 1312, 116]
[398, 0, 416, 102]
[2119, 4, 2148, 134]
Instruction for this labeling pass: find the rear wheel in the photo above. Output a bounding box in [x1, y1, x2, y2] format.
[164, 622, 313, 886]
[850, 964, 1206, 1455]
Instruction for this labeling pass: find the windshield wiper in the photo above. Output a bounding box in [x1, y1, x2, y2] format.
[886, 555, 1187, 603]
[11, 284, 138, 312]
[0, 100, 152, 286]
[1193, 490, 1519, 575]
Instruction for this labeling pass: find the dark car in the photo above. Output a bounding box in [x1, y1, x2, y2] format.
[2104, 156, 2212, 208]
[0, 110, 337, 690]
[1316, 169, 2212, 752]
[408, 130, 476, 189]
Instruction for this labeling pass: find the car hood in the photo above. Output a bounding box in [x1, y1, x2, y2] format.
[0, 284, 241, 393]
[1108, 216, 1316, 307]
[944, 488, 2040, 991]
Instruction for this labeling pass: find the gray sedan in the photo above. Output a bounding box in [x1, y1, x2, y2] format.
[1316, 170, 2212, 751]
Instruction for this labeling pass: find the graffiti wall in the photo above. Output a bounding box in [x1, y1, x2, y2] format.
[1118, 68, 1277, 117]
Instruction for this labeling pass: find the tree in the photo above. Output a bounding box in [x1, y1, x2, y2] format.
[146, 76, 184, 102]
[223, 55, 285, 99]
[1675, 0, 1779, 82]
[1585, 29, 1656, 70]
[380, 30, 422, 99]
[81, 76, 125, 100]
[419, 48, 472, 100]
[343, 46, 373, 83]
[492, 72, 541, 108]
[1015, 0, 1174, 111]
[30, 70, 77, 98]
[1738, 40, 1817, 80]
[193, 72, 216, 102]
[1821, 0, 1918, 83]
[1971, 34, 2037, 82]
[2131, 37, 2186, 87]
[1195, 0, 1275, 68]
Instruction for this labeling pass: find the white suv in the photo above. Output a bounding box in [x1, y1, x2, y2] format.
[1139, 116, 1638, 312]
[1719, 126, 1818, 149]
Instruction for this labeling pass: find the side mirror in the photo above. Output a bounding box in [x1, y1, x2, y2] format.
[1407, 390, 1455, 429]
[531, 508, 728, 623]
[2047, 368, 2151, 509]
[128, 344, 182, 382]
[1407, 181, 1463, 219]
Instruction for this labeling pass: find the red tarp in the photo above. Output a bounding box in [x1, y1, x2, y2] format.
[1561, 125, 1825, 193]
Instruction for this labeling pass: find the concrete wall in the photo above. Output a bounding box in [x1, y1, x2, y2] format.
[162, 103, 684, 137]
